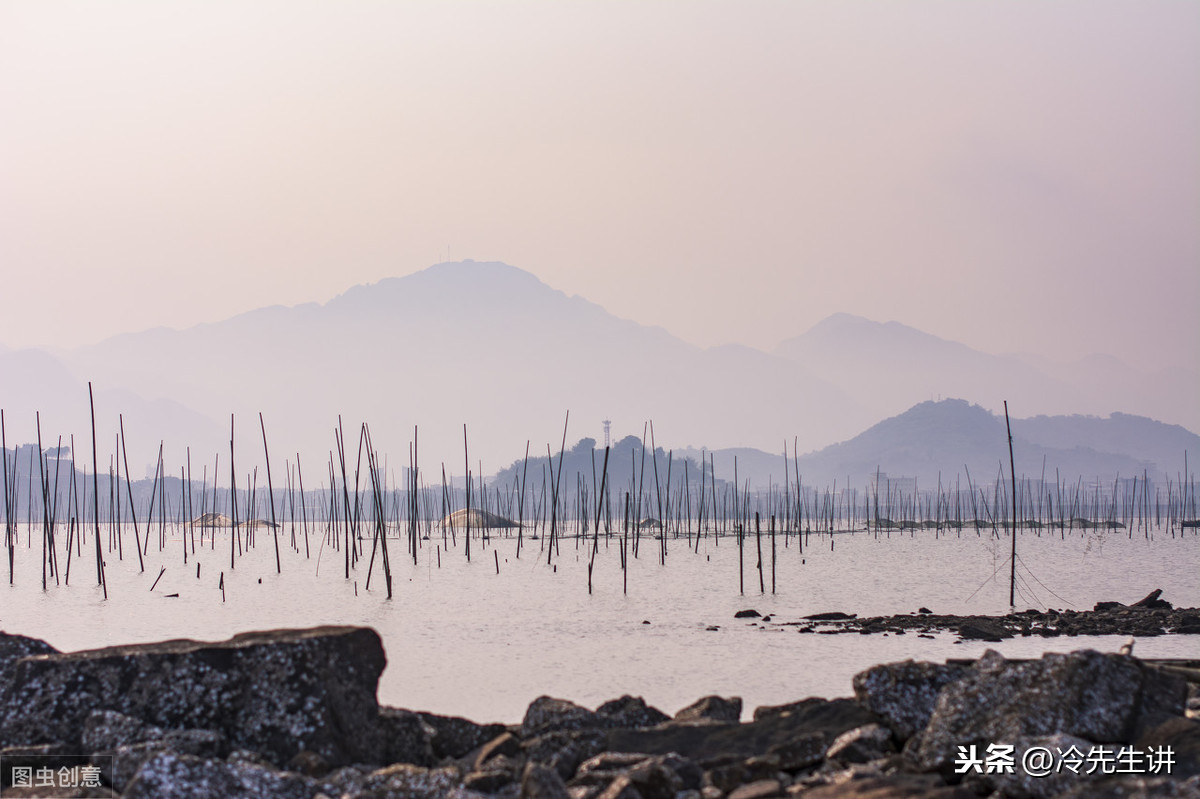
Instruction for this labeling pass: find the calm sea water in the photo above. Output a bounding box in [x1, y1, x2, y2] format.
[2, 524, 1197, 723]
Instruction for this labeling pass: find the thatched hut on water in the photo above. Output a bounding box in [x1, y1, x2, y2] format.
[191, 512, 233, 527]
[188, 513, 277, 529]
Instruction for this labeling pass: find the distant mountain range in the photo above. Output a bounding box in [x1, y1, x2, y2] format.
[679, 399, 1199, 489]
[0, 260, 1194, 479]
[773, 312, 1197, 433]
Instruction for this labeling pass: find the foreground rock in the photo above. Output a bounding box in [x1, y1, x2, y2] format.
[0, 626, 394, 768]
[2, 627, 1199, 798]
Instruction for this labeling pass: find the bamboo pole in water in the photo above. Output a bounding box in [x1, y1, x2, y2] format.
[464, 424, 471, 563]
[180, 466, 187, 565]
[230, 415, 238, 569]
[259, 413, 281, 574]
[587, 445, 610, 595]
[1004, 400, 1018, 607]
[517, 441, 529, 559]
[770, 514, 776, 594]
[622, 492, 629, 595]
[754, 512, 764, 594]
[2, 409, 11, 585]
[87, 383, 106, 598]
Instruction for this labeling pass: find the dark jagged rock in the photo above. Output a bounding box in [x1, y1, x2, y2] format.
[798, 774, 976, 797]
[824, 723, 895, 765]
[0, 626, 388, 769]
[463, 764, 515, 794]
[593, 773, 641, 799]
[521, 695, 669, 742]
[726, 778, 781, 799]
[570, 750, 703, 799]
[522, 729, 607, 779]
[972, 732, 1098, 799]
[766, 593, 1200, 639]
[0, 631, 59, 686]
[752, 697, 829, 722]
[674, 695, 742, 723]
[79, 710, 230, 793]
[99, 732, 229, 794]
[522, 697, 600, 737]
[612, 755, 686, 799]
[80, 710, 158, 754]
[1137, 716, 1200, 780]
[320, 764, 375, 797]
[852, 661, 968, 741]
[765, 730, 826, 770]
[955, 618, 1012, 641]
[378, 708, 436, 767]
[608, 698, 876, 762]
[910, 649, 1188, 772]
[417, 712, 507, 760]
[286, 749, 329, 777]
[1134, 589, 1174, 610]
[6, 623, 1198, 797]
[596, 695, 670, 728]
[120, 751, 320, 799]
[475, 731, 522, 769]
[1054, 775, 1200, 797]
[734, 610, 761, 619]
[352, 763, 465, 799]
[521, 760, 570, 799]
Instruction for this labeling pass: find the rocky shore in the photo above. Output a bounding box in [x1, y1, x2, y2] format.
[1, 625, 1198, 798]
[734, 589, 1200, 642]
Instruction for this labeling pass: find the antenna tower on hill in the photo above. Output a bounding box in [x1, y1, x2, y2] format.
[603, 419, 611, 448]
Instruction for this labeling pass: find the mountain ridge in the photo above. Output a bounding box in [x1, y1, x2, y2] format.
[0, 259, 1188, 474]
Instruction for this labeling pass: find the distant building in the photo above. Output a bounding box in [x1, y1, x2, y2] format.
[869, 471, 918, 496]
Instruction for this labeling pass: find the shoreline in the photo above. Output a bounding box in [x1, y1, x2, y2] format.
[733, 588, 1200, 643]
[2, 625, 1198, 798]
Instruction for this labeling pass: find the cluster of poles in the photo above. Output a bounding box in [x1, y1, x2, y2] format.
[3, 397, 1197, 602]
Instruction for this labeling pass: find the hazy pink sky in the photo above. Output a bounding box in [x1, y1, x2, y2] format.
[2, 1, 1196, 370]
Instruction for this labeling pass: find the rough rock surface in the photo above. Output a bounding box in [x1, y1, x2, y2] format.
[522, 729, 608, 779]
[521, 761, 571, 799]
[910, 649, 1188, 771]
[1137, 716, 1200, 780]
[0, 626, 388, 768]
[852, 661, 968, 741]
[0, 631, 60, 686]
[596, 695, 670, 729]
[417, 712, 507, 760]
[1054, 775, 1200, 798]
[378, 707, 437, 766]
[522, 697, 601, 737]
[675, 695, 743, 723]
[120, 751, 320, 799]
[771, 600, 1200, 639]
[351, 763, 464, 799]
[5, 625, 1198, 798]
[824, 724, 896, 765]
[607, 698, 876, 761]
[797, 775, 976, 797]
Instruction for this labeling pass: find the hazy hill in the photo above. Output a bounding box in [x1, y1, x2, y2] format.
[0, 347, 218, 470]
[5, 260, 1190, 478]
[64, 261, 869, 472]
[680, 399, 1197, 489]
[774, 313, 1199, 435]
